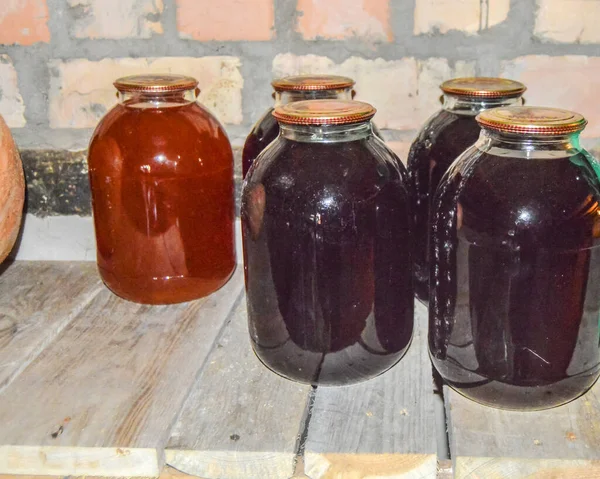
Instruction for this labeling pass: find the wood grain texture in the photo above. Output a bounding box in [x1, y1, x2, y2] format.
[166, 297, 313, 479]
[0, 267, 244, 477]
[304, 301, 438, 479]
[446, 377, 600, 478]
[455, 457, 600, 479]
[0, 261, 103, 393]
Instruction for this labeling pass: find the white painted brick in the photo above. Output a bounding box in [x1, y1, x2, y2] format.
[0, 55, 25, 128]
[535, 0, 600, 43]
[49, 57, 244, 129]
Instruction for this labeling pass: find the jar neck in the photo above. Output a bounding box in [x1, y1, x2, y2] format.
[274, 87, 353, 106]
[442, 94, 523, 116]
[280, 121, 372, 143]
[476, 128, 582, 158]
[117, 88, 197, 108]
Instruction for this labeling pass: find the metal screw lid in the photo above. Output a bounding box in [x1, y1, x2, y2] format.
[271, 75, 355, 92]
[114, 74, 198, 93]
[477, 106, 587, 135]
[440, 77, 526, 99]
[273, 100, 376, 126]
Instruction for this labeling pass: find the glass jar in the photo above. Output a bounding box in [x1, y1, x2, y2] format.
[407, 78, 526, 303]
[242, 75, 355, 178]
[88, 74, 236, 304]
[430, 106, 600, 410]
[241, 100, 413, 386]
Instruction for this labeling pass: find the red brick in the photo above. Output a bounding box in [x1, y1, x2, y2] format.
[297, 0, 392, 41]
[176, 0, 274, 41]
[0, 0, 50, 45]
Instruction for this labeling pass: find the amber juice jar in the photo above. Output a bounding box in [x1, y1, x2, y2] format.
[88, 74, 236, 304]
[242, 75, 356, 177]
[242, 100, 413, 386]
[430, 106, 600, 410]
[407, 78, 526, 303]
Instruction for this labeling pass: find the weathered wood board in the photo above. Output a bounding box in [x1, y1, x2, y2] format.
[0, 261, 103, 393]
[0, 264, 244, 477]
[303, 301, 438, 478]
[166, 298, 313, 479]
[446, 378, 600, 479]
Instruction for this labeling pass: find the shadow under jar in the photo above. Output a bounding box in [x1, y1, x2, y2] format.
[242, 74, 383, 178]
[407, 77, 526, 304]
[430, 106, 600, 410]
[87, 74, 236, 304]
[241, 100, 414, 386]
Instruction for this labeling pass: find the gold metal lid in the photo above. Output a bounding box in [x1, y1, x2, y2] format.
[440, 77, 526, 99]
[271, 74, 355, 92]
[477, 106, 587, 135]
[114, 74, 198, 93]
[273, 99, 376, 126]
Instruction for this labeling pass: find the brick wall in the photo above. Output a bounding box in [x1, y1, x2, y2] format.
[2, 0, 600, 221]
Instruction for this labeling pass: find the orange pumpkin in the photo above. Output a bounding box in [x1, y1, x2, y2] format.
[0, 115, 24, 263]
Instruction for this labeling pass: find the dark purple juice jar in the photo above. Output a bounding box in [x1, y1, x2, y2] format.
[430, 106, 600, 410]
[242, 75, 355, 178]
[408, 78, 526, 303]
[241, 100, 413, 386]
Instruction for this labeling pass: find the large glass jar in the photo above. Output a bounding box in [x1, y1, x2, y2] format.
[430, 106, 600, 410]
[408, 78, 526, 303]
[241, 100, 413, 386]
[242, 75, 355, 177]
[88, 74, 236, 304]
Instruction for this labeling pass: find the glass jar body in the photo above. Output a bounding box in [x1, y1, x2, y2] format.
[407, 95, 524, 303]
[241, 123, 414, 385]
[88, 91, 236, 304]
[429, 130, 600, 410]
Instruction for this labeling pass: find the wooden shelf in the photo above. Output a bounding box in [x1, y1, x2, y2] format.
[0, 261, 598, 478]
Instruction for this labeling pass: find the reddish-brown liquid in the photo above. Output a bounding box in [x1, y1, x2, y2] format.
[88, 97, 236, 304]
[242, 134, 413, 385]
[430, 149, 600, 409]
[407, 111, 482, 303]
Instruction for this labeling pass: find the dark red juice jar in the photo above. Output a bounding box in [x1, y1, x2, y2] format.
[408, 78, 526, 303]
[88, 74, 236, 304]
[241, 100, 413, 386]
[242, 75, 355, 178]
[430, 106, 600, 410]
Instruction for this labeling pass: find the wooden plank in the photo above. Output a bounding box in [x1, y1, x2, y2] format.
[446, 377, 600, 479]
[0, 464, 208, 479]
[166, 297, 313, 479]
[303, 301, 438, 479]
[0, 261, 103, 393]
[0, 268, 244, 477]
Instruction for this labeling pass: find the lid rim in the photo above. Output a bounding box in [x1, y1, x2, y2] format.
[114, 74, 199, 93]
[272, 74, 355, 92]
[476, 106, 587, 136]
[440, 77, 527, 99]
[273, 99, 376, 126]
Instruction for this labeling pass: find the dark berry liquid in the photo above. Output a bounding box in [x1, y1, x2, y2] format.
[407, 110, 481, 303]
[430, 148, 600, 409]
[242, 108, 279, 178]
[242, 134, 413, 385]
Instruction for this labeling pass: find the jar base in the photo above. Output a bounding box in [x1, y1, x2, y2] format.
[433, 357, 600, 411]
[98, 262, 237, 305]
[251, 335, 411, 387]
